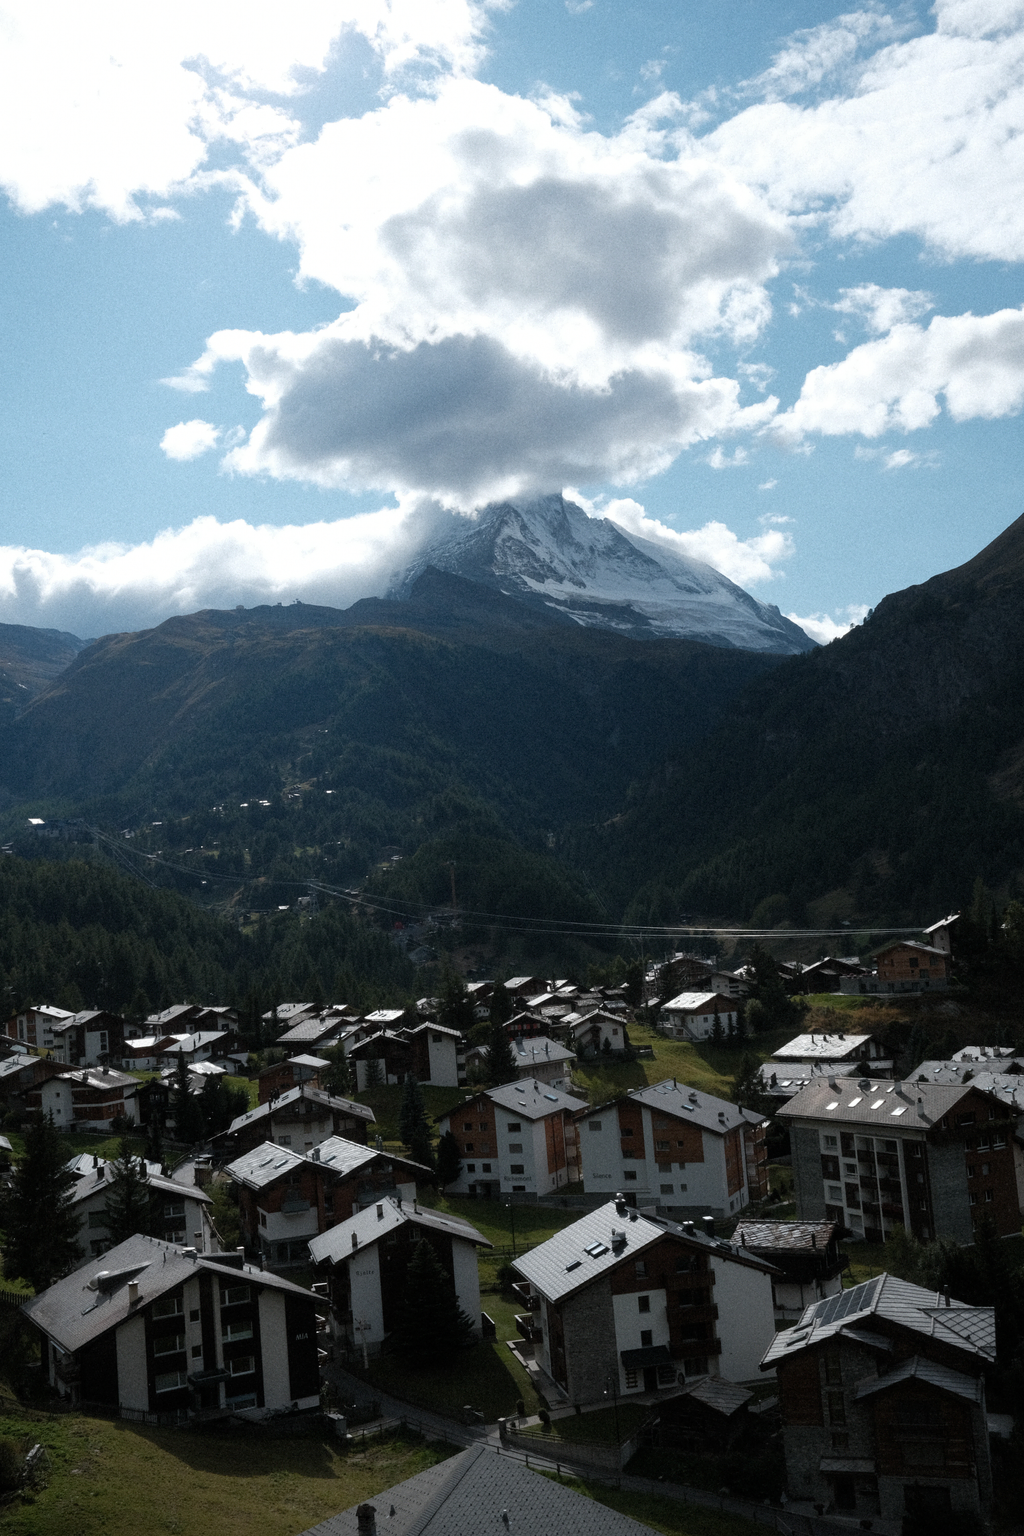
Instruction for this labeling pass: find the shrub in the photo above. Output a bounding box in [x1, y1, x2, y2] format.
[0, 1437, 23, 1494]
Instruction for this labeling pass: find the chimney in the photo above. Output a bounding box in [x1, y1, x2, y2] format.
[376, 1204, 384, 1220]
[944, 1284, 951, 1308]
[128, 1280, 140, 1305]
[356, 1504, 377, 1536]
[811, 1233, 817, 1248]
[702, 1215, 715, 1237]
[614, 1193, 627, 1216]
[93, 1155, 99, 1168]
[351, 1233, 359, 1251]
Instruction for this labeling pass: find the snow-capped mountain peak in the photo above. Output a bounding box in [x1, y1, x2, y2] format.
[391, 494, 815, 653]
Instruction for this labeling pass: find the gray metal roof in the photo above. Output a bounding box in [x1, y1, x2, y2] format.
[661, 991, 735, 1012]
[478, 1081, 587, 1120]
[0, 1053, 42, 1080]
[225, 1136, 428, 1192]
[294, 1444, 659, 1536]
[288, 1054, 332, 1068]
[583, 1078, 765, 1136]
[308, 1196, 490, 1266]
[67, 1161, 212, 1208]
[854, 1354, 983, 1404]
[511, 1036, 575, 1065]
[761, 1273, 996, 1368]
[513, 1200, 774, 1305]
[680, 1377, 753, 1417]
[22, 1233, 319, 1354]
[777, 1075, 980, 1127]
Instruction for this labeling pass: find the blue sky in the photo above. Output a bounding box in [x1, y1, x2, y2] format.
[1, 0, 1022, 640]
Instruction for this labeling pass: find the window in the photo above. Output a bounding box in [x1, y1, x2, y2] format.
[154, 1371, 188, 1393]
[223, 1320, 253, 1341]
[259, 1211, 267, 1227]
[512, 1184, 526, 1192]
[823, 1135, 838, 1149]
[509, 1164, 525, 1174]
[221, 1284, 251, 1307]
[466, 1164, 476, 1173]
[831, 1433, 850, 1451]
[507, 1122, 521, 1132]
[635, 1261, 647, 1278]
[189, 1310, 200, 1322]
[88, 1212, 107, 1229]
[481, 1163, 492, 1173]
[152, 1296, 183, 1319]
[655, 1140, 670, 1151]
[657, 1363, 676, 1385]
[660, 1184, 674, 1193]
[465, 1142, 475, 1152]
[640, 1329, 652, 1347]
[588, 1121, 602, 1132]
[638, 1295, 651, 1313]
[828, 1185, 843, 1201]
[479, 1122, 488, 1131]
[620, 1127, 634, 1137]
[624, 1171, 637, 1181]
[624, 1368, 638, 1389]
[823, 1351, 842, 1386]
[462, 1122, 472, 1131]
[984, 1189, 993, 1202]
[826, 1391, 846, 1425]
[227, 1356, 255, 1376]
[969, 1192, 978, 1205]
[153, 1333, 185, 1356]
[508, 1143, 523, 1153]
[279, 1135, 291, 1146]
[967, 1165, 976, 1178]
[164, 1201, 185, 1219]
[843, 1163, 857, 1176]
[982, 1162, 991, 1175]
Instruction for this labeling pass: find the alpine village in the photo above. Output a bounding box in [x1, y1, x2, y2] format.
[9, 504, 1024, 1536]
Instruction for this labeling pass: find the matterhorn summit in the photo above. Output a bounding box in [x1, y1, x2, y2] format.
[391, 494, 814, 654]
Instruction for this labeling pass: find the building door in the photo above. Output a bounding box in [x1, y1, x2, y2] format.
[643, 1366, 658, 1392]
[830, 1474, 856, 1510]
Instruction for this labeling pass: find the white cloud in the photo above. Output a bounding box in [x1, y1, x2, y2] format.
[703, 3, 1024, 262]
[565, 1, 593, 12]
[775, 306, 1024, 442]
[787, 603, 870, 644]
[705, 445, 749, 468]
[598, 497, 794, 586]
[832, 284, 934, 334]
[0, 1, 497, 221]
[159, 419, 221, 461]
[855, 445, 939, 469]
[758, 478, 778, 490]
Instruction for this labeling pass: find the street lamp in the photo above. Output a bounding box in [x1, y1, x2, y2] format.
[505, 1197, 517, 1258]
[603, 1372, 621, 1443]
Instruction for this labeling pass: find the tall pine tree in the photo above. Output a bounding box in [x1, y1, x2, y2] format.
[171, 1055, 205, 1145]
[0, 1114, 81, 1289]
[390, 1238, 474, 1366]
[485, 1020, 518, 1086]
[104, 1140, 155, 1245]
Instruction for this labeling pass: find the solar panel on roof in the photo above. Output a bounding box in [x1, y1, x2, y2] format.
[813, 1275, 884, 1326]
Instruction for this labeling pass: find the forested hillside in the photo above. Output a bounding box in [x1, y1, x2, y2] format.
[0, 856, 414, 1022]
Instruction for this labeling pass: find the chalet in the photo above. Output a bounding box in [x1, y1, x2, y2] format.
[503, 976, 545, 999]
[793, 957, 869, 994]
[577, 1080, 769, 1219]
[570, 1010, 629, 1057]
[274, 1010, 356, 1053]
[505, 1010, 547, 1038]
[0, 1051, 70, 1111]
[292, 1443, 660, 1536]
[512, 1196, 777, 1403]
[841, 938, 952, 995]
[510, 1035, 575, 1090]
[436, 1082, 586, 1197]
[756, 1061, 858, 1101]
[779, 1075, 1024, 1243]
[28, 1067, 139, 1132]
[48, 1010, 127, 1068]
[143, 1004, 240, 1039]
[225, 1137, 431, 1267]
[347, 1022, 464, 1089]
[659, 992, 739, 1042]
[24, 1234, 322, 1420]
[122, 1036, 178, 1071]
[3, 1004, 74, 1053]
[211, 1084, 375, 1160]
[158, 1032, 230, 1069]
[762, 1272, 994, 1525]
[66, 1155, 216, 1261]
[309, 1198, 491, 1358]
[257, 1054, 330, 1103]
[731, 1219, 846, 1322]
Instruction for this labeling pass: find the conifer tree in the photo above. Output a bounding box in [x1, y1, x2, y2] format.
[0, 1114, 82, 1289]
[171, 1055, 205, 1145]
[484, 1019, 518, 1086]
[104, 1139, 155, 1245]
[731, 1053, 775, 1117]
[398, 1075, 428, 1148]
[364, 1055, 384, 1089]
[488, 983, 512, 1027]
[437, 964, 475, 1033]
[320, 1043, 353, 1098]
[390, 1238, 474, 1366]
[436, 1130, 462, 1188]
[144, 1115, 165, 1172]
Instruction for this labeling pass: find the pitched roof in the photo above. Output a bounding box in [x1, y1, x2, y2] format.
[308, 1195, 491, 1265]
[661, 991, 735, 1012]
[46, 1067, 138, 1091]
[66, 1160, 211, 1207]
[0, 1053, 45, 1080]
[854, 1354, 983, 1404]
[733, 1220, 840, 1253]
[294, 1444, 658, 1536]
[580, 1079, 765, 1136]
[225, 1136, 428, 1192]
[513, 1200, 774, 1305]
[22, 1233, 319, 1355]
[512, 1036, 575, 1066]
[160, 1032, 228, 1054]
[680, 1377, 753, 1417]
[760, 1273, 996, 1369]
[215, 1083, 375, 1139]
[776, 1076, 987, 1127]
[480, 1081, 587, 1120]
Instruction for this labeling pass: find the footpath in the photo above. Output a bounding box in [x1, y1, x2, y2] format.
[325, 1364, 894, 1536]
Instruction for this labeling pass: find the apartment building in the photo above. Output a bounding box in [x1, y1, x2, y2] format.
[436, 1081, 586, 1197]
[779, 1075, 1024, 1243]
[512, 1196, 776, 1402]
[577, 1080, 769, 1219]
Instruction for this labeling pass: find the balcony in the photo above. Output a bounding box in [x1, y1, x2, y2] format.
[511, 1282, 538, 1312]
[53, 1355, 80, 1386]
[515, 1314, 542, 1343]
